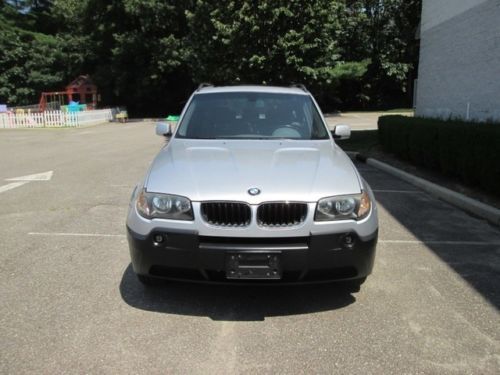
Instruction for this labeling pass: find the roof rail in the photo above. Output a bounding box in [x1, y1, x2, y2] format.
[197, 82, 213, 91]
[290, 83, 308, 92]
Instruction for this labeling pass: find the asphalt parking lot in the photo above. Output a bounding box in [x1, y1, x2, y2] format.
[1, 121, 499, 374]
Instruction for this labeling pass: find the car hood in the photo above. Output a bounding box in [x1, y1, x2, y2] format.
[146, 139, 361, 203]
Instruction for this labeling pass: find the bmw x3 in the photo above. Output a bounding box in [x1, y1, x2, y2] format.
[126, 84, 378, 287]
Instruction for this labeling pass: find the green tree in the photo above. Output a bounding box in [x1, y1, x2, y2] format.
[1, 0, 422, 114]
[109, 0, 194, 115]
[0, 1, 86, 105]
[185, 0, 368, 106]
[340, 0, 422, 108]
[53, 0, 194, 115]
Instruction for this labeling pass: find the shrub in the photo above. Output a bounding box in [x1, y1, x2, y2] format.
[377, 115, 500, 195]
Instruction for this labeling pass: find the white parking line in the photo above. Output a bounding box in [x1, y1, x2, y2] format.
[380, 240, 500, 246]
[0, 171, 54, 194]
[0, 181, 30, 194]
[28, 232, 126, 238]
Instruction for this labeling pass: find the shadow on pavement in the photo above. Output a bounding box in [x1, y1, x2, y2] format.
[359, 161, 500, 310]
[119, 264, 356, 321]
[376, 193, 500, 309]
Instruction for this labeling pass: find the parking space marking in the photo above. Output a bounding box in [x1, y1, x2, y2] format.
[380, 240, 500, 246]
[6, 171, 53, 181]
[0, 181, 30, 194]
[0, 171, 53, 194]
[28, 232, 126, 238]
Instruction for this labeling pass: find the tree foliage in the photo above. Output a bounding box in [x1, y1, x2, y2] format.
[0, 1, 89, 104]
[0, 0, 421, 115]
[186, 1, 363, 83]
[341, 0, 422, 108]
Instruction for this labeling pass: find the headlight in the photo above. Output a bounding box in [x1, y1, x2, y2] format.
[136, 190, 193, 220]
[315, 191, 371, 221]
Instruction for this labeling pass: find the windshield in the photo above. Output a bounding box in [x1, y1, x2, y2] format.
[176, 92, 329, 140]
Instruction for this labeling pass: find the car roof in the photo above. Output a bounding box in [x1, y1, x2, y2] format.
[195, 85, 309, 96]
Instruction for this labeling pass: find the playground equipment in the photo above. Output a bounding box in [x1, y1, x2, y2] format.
[38, 91, 67, 112]
[116, 110, 128, 123]
[38, 75, 99, 112]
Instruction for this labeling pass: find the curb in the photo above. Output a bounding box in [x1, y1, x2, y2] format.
[350, 152, 500, 227]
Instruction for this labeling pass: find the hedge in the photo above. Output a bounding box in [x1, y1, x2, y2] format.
[378, 115, 500, 195]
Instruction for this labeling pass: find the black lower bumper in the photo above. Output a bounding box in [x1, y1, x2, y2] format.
[127, 227, 377, 284]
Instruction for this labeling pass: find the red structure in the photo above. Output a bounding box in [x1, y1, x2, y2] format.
[38, 75, 99, 112]
[65, 75, 98, 109]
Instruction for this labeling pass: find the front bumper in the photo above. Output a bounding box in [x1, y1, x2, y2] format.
[127, 227, 377, 284]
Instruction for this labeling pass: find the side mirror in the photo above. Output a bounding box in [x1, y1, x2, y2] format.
[155, 122, 172, 137]
[332, 124, 351, 140]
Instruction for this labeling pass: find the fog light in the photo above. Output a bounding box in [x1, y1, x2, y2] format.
[343, 234, 355, 248]
[154, 234, 164, 243]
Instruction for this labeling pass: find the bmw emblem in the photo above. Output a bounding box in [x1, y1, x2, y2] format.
[248, 187, 261, 196]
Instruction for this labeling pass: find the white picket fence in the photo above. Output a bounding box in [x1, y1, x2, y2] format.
[0, 109, 114, 128]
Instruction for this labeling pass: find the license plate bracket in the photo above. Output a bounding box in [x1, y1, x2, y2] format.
[226, 252, 282, 280]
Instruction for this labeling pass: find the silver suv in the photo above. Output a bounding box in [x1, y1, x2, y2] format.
[126, 85, 378, 287]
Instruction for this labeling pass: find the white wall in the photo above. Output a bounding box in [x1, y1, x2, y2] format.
[416, 0, 500, 122]
[420, 0, 489, 32]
